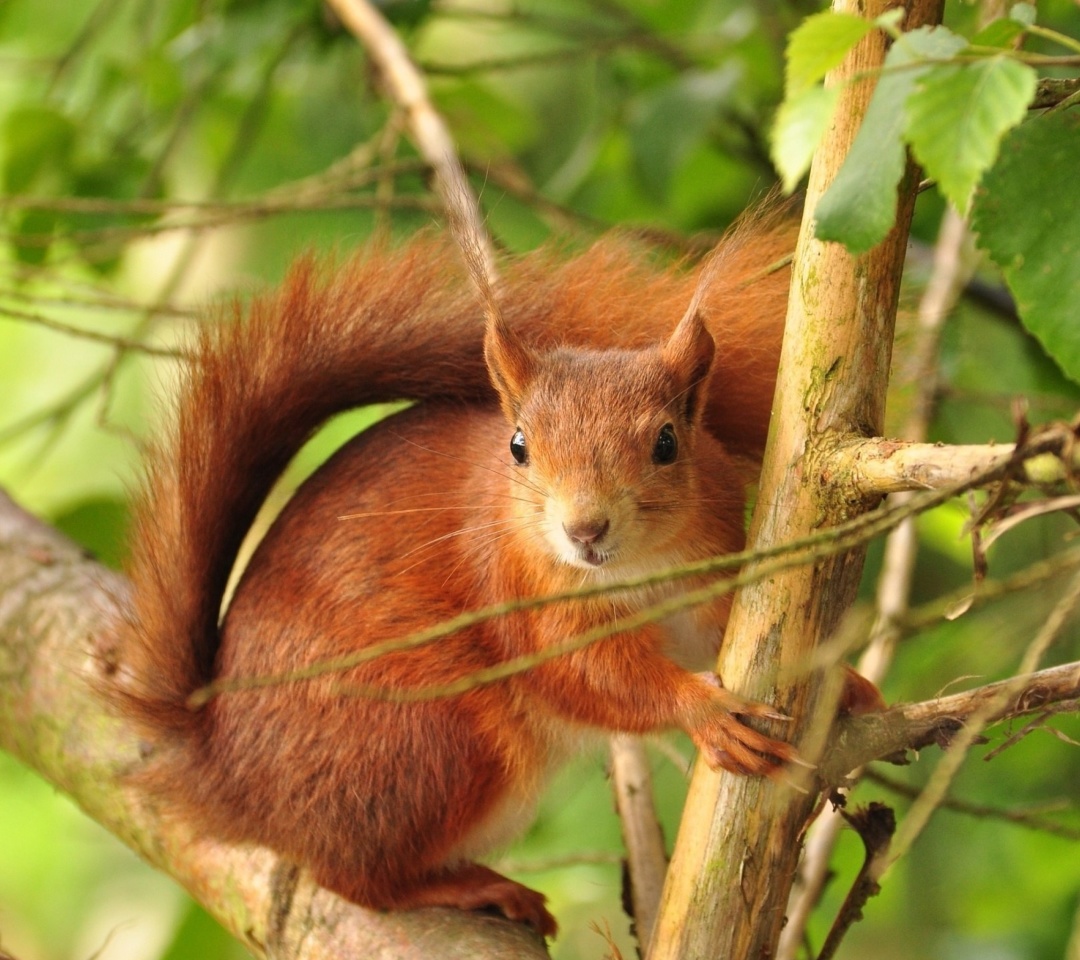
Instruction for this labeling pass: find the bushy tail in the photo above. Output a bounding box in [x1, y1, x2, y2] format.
[120, 235, 490, 738]
[118, 216, 795, 741]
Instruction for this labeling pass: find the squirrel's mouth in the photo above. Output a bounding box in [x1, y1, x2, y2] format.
[577, 545, 609, 567]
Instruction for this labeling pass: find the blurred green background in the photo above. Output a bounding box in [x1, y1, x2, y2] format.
[1, 0, 1079, 958]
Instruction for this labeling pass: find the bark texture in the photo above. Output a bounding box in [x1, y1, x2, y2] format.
[648, 1, 946, 956]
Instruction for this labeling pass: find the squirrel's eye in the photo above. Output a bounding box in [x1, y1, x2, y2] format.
[652, 424, 677, 465]
[510, 428, 529, 464]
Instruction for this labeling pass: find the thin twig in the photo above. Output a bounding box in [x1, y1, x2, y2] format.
[821, 660, 1080, 783]
[323, 0, 497, 282]
[0, 304, 187, 359]
[815, 804, 896, 960]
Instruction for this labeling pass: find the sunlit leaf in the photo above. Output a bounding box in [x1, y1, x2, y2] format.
[906, 56, 1036, 212]
[785, 12, 875, 95]
[771, 85, 839, 192]
[815, 25, 967, 253]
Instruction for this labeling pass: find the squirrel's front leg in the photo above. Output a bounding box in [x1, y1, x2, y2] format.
[680, 670, 798, 777]
[529, 622, 796, 777]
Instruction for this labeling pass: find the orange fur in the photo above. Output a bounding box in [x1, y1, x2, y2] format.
[115, 215, 873, 936]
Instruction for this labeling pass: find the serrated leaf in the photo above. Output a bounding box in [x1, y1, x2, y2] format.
[785, 12, 875, 96]
[906, 56, 1036, 212]
[771, 86, 839, 192]
[815, 26, 967, 253]
[973, 111, 1080, 385]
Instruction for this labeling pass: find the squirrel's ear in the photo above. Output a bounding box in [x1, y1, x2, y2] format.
[662, 310, 715, 422]
[485, 317, 537, 417]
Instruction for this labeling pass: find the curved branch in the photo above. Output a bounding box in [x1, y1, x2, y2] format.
[820, 660, 1080, 784]
[323, 0, 496, 282]
[0, 491, 548, 960]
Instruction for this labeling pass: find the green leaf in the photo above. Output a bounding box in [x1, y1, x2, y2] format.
[973, 111, 1080, 385]
[785, 12, 875, 95]
[906, 56, 1036, 212]
[771, 85, 839, 192]
[815, 25, 967, 253]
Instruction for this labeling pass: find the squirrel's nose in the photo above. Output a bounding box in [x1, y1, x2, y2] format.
[563, 518, 610, 545]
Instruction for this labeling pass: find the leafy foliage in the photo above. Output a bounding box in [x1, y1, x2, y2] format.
[973, 110, 1080, 384]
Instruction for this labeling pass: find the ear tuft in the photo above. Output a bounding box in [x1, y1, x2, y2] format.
[485, 317, 537, 418]
[662, 310, 715, 422]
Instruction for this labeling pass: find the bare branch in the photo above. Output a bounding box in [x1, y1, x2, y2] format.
[815, 803, 896, 960]
[610, 736, 668, 947]
[830, 428, 1078, 496]
[865, 769, 1080, 841]
[778, 207, 975, 960]
[322, 0, 497, 284]
[0, 304, 188, 359]
[820, 660, 1080, 784]
[884, 568, 1080, 870]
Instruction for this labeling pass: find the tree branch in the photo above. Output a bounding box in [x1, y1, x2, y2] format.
[0, 491, 548, 960]
[829, 426, 1079, 496]
[820, 660, 1080, 784]
[648, 0, 945, 954]
[322, 0, 496, 282]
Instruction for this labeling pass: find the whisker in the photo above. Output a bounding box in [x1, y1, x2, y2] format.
[395, 516, 535, 562]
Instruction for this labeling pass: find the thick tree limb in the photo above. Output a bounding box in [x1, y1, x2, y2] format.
[0, 490, 548, 960]
[778, 207, 976, 960]
[3, 484, 1079, 957]
[648, 0, 945, 955]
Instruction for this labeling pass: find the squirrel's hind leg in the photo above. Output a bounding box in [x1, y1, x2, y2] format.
[325, 862, 557, 938]
[396, 863, 556, 938]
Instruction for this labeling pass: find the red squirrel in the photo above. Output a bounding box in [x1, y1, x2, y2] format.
[115, 216, 877, 937]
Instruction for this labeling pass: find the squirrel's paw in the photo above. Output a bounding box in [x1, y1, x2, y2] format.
[691, 710, 799, 777]
[691, 673, 798, 777]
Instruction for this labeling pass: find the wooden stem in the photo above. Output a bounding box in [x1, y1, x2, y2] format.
[647, 0, 945, 956]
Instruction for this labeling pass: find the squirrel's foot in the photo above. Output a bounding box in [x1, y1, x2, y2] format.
[391, 863, 557, 938]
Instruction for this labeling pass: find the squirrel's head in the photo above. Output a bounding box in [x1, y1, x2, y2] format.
[484, 310, 721, 574]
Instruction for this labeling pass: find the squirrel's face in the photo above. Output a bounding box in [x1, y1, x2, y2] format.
[486, 308, 722, 577]
[502, 348, 709, 575]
